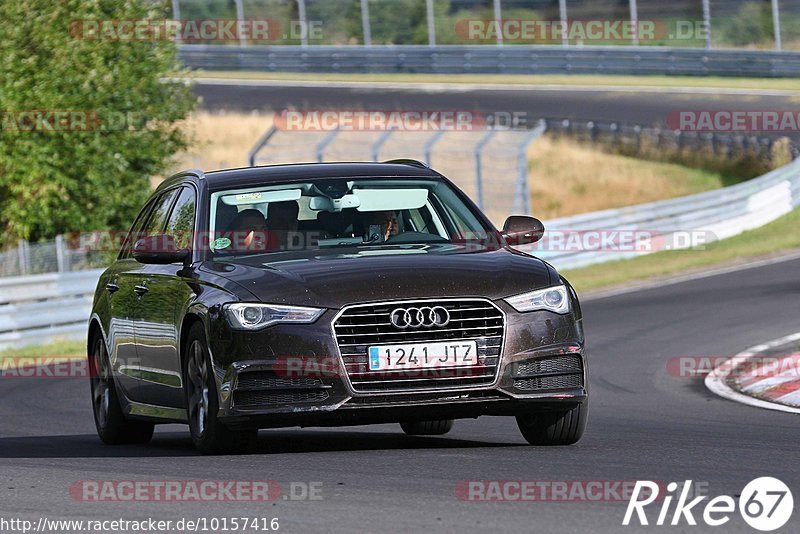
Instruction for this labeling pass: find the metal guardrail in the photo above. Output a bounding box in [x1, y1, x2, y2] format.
[179, 44, 800, 78]
[524, 157, 800, 270]
[0, 269, 103, 350]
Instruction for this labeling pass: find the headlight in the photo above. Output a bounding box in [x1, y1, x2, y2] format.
[504, 285, 571, 314]
[224, 303, 325, 330]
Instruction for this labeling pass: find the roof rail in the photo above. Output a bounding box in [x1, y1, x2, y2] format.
[382, 159, 429, 169]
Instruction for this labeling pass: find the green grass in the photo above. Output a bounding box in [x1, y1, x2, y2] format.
[186, 71, 800, 92]
[0, 340, 85, 361]
[563, 207, 800, 293]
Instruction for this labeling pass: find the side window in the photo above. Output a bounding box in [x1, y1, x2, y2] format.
[142, 189, 180, 237]
[164, 187, 196, 250]
[119, 198, 156, 260]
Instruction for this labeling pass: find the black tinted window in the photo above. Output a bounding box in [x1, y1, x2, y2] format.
[142, 189, 180, 236]
[164, 187, 196, 250]
[119, 198, 155, 259]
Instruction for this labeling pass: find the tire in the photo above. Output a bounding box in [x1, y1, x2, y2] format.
[183, 323, 257, 454]
[400, 419, 454, 436]
[516, 403, 588, 446]
[89, 334, 154, 445]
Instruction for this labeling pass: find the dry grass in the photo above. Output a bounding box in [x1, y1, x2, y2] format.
[167, 112, 725, 219]
[527, 136, 725, 219]
[167, 111, 274, 177]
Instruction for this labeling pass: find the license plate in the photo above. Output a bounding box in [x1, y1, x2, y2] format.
[368, 341, 478, 371]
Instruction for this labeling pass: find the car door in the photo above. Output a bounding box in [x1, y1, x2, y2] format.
[125, 188, 180, 402]
[105, 198, 155, 401]
[136, 185, 197, 408]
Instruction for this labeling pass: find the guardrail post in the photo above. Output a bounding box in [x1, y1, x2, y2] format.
[702, 0, 712, 49]
[247, 125, 279, 166]
[424, 131, 446, 166]
[558, 0, 568, 47]
[474, 130, 497, 210]
[316, 130, 340, 163]
[234, 0, 246, 48]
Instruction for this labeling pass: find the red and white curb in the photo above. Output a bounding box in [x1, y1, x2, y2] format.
[705, 332, 800, 414]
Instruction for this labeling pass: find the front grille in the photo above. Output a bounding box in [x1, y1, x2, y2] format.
[512, 354, 584, 392]
[514, 374, 583, 391]
[333, 299, 504, 393]
[233, 390, 330, 408]
[233, 371, 330, 409]
[515, 355, 582, 376]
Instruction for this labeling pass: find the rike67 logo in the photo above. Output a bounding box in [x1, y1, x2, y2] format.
[623, 478, 793, 531]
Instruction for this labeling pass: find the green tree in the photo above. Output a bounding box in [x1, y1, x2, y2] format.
[0, 0, 196, 249]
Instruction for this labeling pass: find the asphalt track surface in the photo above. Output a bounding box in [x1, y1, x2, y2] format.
[194, 80, 800, 140]
[2, 255, 799, 533]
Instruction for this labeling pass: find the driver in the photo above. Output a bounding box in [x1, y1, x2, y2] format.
[363, 210, 398, 243]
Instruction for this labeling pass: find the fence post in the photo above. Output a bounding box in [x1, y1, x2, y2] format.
[316, 130, 340, 162]
[55, 234, 66, 273]
[18, 239, 29, 275]
[371, 129, 394, 161]
[516, 120, 547, 215]
[629, 0, 639, 46]
[558, 0, 568, 47]
[426, 0, 436, 47]
[297, 0, 309, 48]
[361, 0, 372, 46]
[474, 130, 496, 210]
[771, 0, 782, 51]
[171, 0, 181, 42]
[234, 0, 246, 47]
[247, 125, 279, 166]
[424, 131, 445, 166]
[702, 0, 712, 49]
[493, 0, 503, 46]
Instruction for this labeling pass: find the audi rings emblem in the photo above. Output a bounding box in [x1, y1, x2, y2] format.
[390, 306, 451, 329]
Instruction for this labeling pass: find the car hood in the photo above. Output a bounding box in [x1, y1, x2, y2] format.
[201, 244, 554, 309]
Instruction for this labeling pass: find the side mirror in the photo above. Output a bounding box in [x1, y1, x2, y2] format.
[502, 216, 545, 246]
[133, 235, 190, 265]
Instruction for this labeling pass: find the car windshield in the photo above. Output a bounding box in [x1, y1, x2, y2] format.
[208, 178, 494, 257]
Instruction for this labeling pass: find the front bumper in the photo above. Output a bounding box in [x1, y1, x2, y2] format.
[207, 301, 587, 429]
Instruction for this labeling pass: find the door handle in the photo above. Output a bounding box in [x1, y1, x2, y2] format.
[105, 282, 119, 294]
[134, 283, 149, 296]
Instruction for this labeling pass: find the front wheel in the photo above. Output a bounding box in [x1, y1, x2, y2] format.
[516, 403, 587, 446]
[90, 335, 154, 445]
[184, 323, 257, 454]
